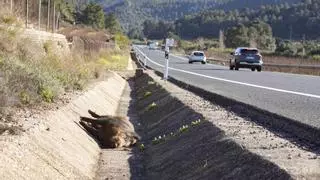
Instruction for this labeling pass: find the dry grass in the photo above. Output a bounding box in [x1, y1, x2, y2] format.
[0, 12, 130, 109]
[98, 50, 129, 71]
[262, 55, 320, 65]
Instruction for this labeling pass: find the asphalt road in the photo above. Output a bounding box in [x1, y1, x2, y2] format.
[134, 45, 320, 129]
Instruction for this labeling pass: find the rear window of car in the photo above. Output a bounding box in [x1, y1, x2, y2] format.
[194, 52, 204, 56]
[240, 49, 258, 54]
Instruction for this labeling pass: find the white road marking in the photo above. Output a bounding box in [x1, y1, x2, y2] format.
[134, 46, 320, 99]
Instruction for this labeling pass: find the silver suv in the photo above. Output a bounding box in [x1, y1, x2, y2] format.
[230, 47, 263, 72]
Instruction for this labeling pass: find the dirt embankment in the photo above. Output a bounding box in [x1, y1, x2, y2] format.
[132, 71, 299, 180]
[0, 72, 126, 179]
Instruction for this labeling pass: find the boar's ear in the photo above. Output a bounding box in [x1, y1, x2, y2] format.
[80, 116, 105, 125]
[88, 109, 101, 118]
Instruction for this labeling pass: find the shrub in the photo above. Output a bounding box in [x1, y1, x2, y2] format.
[114, 33, 130, 50]
[275, 40, 298, 56]
[38, 86, 54, 103]
[312, 55, 320, 61]
[19, 91, 30, 105]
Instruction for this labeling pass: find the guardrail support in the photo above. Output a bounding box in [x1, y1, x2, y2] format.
[164, 57, 169, 80]
[143, 55, 147, 67]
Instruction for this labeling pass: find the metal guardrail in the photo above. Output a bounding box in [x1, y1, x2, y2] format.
[133, 46, 320, 71]
[207, 58, 320, 69]
[132, 46, 148, 69]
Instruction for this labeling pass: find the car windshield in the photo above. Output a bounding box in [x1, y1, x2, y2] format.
[240, 49, 258, 54]
[194, 52, 204, 56]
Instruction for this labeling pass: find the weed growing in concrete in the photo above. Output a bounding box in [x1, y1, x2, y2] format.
[151, 119, 204, 146]
[179, 125, 189, 133]
[152, 135, 166, 145]
[146, 102, 157, 111]
[143, 91, 152, 98]
[191, 119, 202, 126]
[139, 143, 145, 152]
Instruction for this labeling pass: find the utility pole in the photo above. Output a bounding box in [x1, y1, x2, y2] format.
[47, 0, 50, 31]
[302, 34, 306, 56]
[10, 0, 13, 13]
[56, 11, 60, 31]
[52, 1, 56, 33]
[26, 0, 29, 28]
[219, 29, 225, 49]
[39, 0, 42, 30]
[289, 25, 293, 41]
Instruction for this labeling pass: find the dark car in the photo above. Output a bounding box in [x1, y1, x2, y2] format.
[229, 47, 263, 72]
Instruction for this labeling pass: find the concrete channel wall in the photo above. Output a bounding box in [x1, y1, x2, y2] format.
[0, 72, 126, 179]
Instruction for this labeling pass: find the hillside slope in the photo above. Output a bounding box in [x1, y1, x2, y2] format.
[92, 0, 299, 32]
[175, 0, 320, 39]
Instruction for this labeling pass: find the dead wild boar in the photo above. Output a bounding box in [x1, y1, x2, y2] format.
[79, 110, 140, 148]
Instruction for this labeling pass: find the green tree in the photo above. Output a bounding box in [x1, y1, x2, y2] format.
[128, 28, 143, 40]
[225, 24, 250, 48]
[82, 2, 105, 29]
[225, 21, 275, 51]
[275, 40, 298, 56]
[105, 13, 122, 33]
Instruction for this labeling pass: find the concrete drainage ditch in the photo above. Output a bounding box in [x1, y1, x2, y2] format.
[0, 72, 127, 179]
[0, 68, 319, 179]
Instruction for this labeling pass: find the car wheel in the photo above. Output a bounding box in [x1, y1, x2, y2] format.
[229, 66, 234, 70]
[201, 61, 206, 64]
[189, 61, 192, 64]
[251, 68, 255, 71]
[257, 66, 262, 72]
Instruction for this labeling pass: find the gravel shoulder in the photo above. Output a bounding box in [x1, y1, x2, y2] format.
[133, 69, 319, 180]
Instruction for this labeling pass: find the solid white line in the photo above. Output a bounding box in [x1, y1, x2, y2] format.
[134, 46, 320, 99]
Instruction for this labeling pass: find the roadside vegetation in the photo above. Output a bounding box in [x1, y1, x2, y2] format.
[0, 12, 129, 109]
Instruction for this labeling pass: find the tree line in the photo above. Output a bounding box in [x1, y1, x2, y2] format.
[3, 0, 122, 33]
[90, 0, 297, 33]
[174, 0, 320, 40]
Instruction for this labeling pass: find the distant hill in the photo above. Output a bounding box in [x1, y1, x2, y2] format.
[92, 0, 299, 32]
[174, 0, 320, 40]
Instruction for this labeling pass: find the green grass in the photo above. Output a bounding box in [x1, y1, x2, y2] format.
[151, 119, 204, 146]
[139, 143, 145, 151]
[143, 91, 152, 98]
[146, 102, 157, 111]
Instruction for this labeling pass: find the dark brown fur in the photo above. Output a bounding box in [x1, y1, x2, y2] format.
[79, 110, 140, 148]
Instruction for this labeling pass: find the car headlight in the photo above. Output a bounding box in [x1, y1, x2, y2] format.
[259, 60, 263, 64]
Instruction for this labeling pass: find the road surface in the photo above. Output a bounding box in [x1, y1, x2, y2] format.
[134, 45, 320, 129]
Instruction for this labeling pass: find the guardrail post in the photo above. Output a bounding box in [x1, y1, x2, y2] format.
[143, 55, 147, 67]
